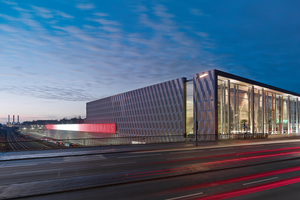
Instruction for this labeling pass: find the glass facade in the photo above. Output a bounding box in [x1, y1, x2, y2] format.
[217, 75, 300, 135]
[185, 80, 193, 135]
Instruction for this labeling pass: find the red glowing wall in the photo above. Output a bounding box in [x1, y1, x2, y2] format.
[46, 124, 116, 133]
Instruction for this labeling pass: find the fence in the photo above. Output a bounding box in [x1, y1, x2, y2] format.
[1, 133, 268, 151]
[46, 133, 268, 147]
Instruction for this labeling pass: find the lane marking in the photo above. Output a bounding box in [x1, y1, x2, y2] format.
[117, 153, 161, 159]
[167, 157, 194, 160]
[64, 155, 107, 162]
[243, 177, 278, 186]
[165, 192, 203, 200]
[51, 155, 106, 164]
[0, 163, 37, 168]
[101, 162, 136, 167]
[12, 168, 64, 175]
[209, 149, 219, 151]
[51, 162, 65, 164]
[169, 150, 204, 154]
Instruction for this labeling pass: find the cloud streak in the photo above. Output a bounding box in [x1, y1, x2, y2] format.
[0, 1, 218, 103]
[76, 3, 95, 10]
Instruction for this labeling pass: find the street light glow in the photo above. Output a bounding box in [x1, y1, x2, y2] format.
[199, 73, 208, 78]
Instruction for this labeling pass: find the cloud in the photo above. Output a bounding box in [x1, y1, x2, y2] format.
[2, 0, 17, 5]
[153, 5, 175, 18]
[32, 6, 53, 18]
[55, 11, 74, 19]
[94, 12, 109, 17]
[0, 24, 18, 32]
[197, 32, 209, 38]
[31, 5, 73, 19]
[76, 3, 95, 10]
[0, 1, 217, 103]
[135, 5, 148, 12]
[190, 8, 204, 16]
[90, 18, 120, 26]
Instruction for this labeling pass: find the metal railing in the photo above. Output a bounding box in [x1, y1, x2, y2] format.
[0, 133, 269, 151]
[217, 133, 268, 140]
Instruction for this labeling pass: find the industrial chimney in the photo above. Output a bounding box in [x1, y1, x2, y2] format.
[17, 115, 19, 124]
[8, 115, 10, 123]
[13, 115, 15, 124]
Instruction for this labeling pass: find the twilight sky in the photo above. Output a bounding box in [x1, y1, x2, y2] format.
[0, 0, 300, 124]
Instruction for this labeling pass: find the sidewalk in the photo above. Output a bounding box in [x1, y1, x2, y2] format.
[1, 136, 300, 161]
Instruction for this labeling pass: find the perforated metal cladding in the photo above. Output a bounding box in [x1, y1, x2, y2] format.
[86, 78, 186, 137]
[193, 70, 216, 137]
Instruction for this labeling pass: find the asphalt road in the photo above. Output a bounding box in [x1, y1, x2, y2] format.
[2, 141, 300, 199]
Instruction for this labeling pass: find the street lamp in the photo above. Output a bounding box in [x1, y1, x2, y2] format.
[195, 73, 208, 146]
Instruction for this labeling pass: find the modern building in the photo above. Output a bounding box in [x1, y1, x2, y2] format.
[85, 69, 300, 140]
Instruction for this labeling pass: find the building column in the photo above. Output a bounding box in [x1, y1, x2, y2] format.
[234, 84, 236, 133]
[237, 85, 239, 133]
[220, 83, 223, 135]
[266, 92, 269, 134]
[297, 98, 299, 133]
[288, 96, 290, 134]
[262, 89, 264, 134]
[251, 86, 254, 133]
[228, 80, 231, 134]
[223, 81, 226, 134]
[274, 94, 276, 134]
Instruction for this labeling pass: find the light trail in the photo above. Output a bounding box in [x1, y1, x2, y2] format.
[144, 146, 300, 166]
[196, 175, 300, 200]
[117, 149, 300, 182]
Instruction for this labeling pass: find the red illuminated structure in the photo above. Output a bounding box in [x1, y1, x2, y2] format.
[46, 124, 116, 134]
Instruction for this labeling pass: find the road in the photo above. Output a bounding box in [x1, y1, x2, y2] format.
[2, 140, 300, 199]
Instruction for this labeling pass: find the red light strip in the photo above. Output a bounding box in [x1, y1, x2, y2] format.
[46, 124, 116, 133]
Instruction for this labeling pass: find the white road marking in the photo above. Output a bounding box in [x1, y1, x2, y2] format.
[165, 192, 203, 200]
[169, 150, 204, 154]
[13, 168, 64, 175]
[243, 177, 278, 186]
[167, 156, 194, 160]
[117, 153, 161, 159]
[51, 162, 65, 164]
[101, 162, 136, 167]
[0, 163, 37, 168]
[64, 155, 107, 162]
[51, 155, 106, 164]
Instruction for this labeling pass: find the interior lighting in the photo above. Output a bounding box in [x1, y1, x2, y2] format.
[199, 73, 208, 78]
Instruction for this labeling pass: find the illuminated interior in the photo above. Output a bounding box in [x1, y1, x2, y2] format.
[218, 76, 299, 134]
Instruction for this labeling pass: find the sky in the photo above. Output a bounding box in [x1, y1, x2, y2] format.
[0, 0, 300, 124]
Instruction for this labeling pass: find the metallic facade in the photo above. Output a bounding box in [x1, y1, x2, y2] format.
[86, 69, 300, 140]
[193, 70, 217, 139]
[86, 78, 186, 137]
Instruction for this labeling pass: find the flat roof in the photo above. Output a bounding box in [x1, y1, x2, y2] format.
[214, 69, 300, 97]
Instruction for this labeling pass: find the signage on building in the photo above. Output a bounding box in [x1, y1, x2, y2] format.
[46, 124, 116, 133]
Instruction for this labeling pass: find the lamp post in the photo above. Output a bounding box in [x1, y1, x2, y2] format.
[195, 73, 208, 146]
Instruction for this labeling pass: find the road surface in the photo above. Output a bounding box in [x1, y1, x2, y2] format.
[1, 140, 300, 199]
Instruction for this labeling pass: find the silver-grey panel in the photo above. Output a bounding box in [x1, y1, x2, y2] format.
[193, 70, 216, 138]
[86, 78, 186, 137]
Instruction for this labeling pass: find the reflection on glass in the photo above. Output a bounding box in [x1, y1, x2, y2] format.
[217, 75, 300, 135]
[186, 81, 193, 135]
